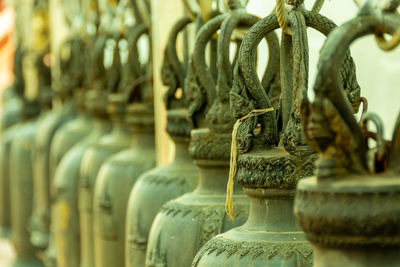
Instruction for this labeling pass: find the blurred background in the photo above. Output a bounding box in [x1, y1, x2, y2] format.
[0, 0, 399, 264]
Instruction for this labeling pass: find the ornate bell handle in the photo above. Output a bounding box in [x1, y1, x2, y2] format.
[127, 23, 149, 81]
[192, 14, 229, 111]
[163, 16, 193, 109]
[360, 113, 388, 173]
[275, 0, 327, 34]
[217, 11, 259, 101]
[123, 23, 150, 100]
[306, 10, 400, 176]
[233, 13, 280, 148]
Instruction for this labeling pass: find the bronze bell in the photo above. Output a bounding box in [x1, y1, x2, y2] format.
[78, 26, 134, 267]
[49, 37, 93, 188]
[51, 1, 114, 263]
[93, 95, 156, 267]
[9, 99, 43, 267]
[0, 117, 22, 238]
[92, 1, 157, 265]
[79, 93, 133, 267]
[144, 3, 259, 266]
[125, 11, 199, 267]
[192, 0, 362, 265]
[51, 89, 112, 267]
[295, 3, 400, 266]
[28, 1, 78, 257]
[49, 1, 115, 267]
[30, 81, 76, 254]
[0, 45, 25, 238]
[43, 36, 94, 266]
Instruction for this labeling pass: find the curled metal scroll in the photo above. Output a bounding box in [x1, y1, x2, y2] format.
[162, 16, 194, 110]
[230, 14, 280, 153]
[302, 4, 400, 178]
[230, 1, 361, 160]
[186, 13, 228, 128]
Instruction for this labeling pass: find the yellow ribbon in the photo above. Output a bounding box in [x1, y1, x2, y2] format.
[225, 108, 275, 220]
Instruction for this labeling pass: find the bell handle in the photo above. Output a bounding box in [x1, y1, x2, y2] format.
[163, 16, 194, 109]
[310, 12, 400, 174]
[217, 11, 258, 100]
[192, 14, 229, 111]
[232, 13, 280, 147]
[127, 23, 150, 84]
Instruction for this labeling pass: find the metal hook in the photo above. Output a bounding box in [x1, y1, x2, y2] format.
[374, 0, 400, 51]
[360, 113, 387, 172]
[358, 96, 368, 120]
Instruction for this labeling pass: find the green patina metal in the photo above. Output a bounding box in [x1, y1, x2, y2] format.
[124, 5, 201, 267]
[295, 2, 400, 266]
[192, 0, 362, 265]
[92, 1, 157, 267]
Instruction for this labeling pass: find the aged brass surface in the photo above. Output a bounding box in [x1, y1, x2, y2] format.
[192, 0, 360, 266]
[92, 1, 157, 266]
[9, 100, 42, 267]
[78, 94, 132, 267]
[125, 12, 199, 267]
[0, 45, 25, 238]
[30, 93, 76, 253]
[52, 92, 112, 267]
[295, 2, 400, 267]
[28, 0, 79, 257]
[143, 2, 280, 266]
[77, 0, 142, 262]
[47, 0, 117, 265]
[0, 124, 21, 238]
[4, 0, 400, 266]
[43, 33, 95, 267]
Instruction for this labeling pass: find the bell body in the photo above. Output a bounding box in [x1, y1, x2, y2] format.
[9, 119, 44, 267]
[0, 124, 23, 237]
[192, 149, 314, 267]
[295, 175, 400, 267]
[192, 189, 311, 267]
[1, 95, 23, 130]
[50, 110, 93, 181]
[125, 138, 198, 267]
[144, 129, 249, 267]
[31, 103, 75, 251]
[52, 117, 111, 267]
[79, 122, 132, 267]
[93, 128, 156, 267]
[43, 111, 94, 267]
